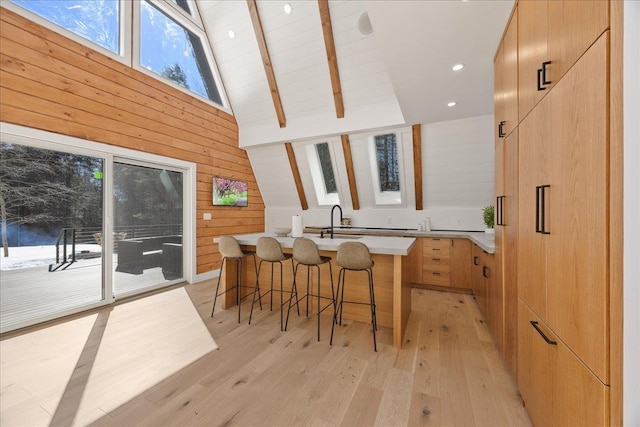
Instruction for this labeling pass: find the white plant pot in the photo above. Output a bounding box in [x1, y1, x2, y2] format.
[485, 228, 495, 234]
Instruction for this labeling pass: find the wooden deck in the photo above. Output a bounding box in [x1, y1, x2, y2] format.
[0, 257, 177, 333]
[0, 281, 531, 426]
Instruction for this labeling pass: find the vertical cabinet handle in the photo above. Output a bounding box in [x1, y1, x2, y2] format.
[537, 61, 552, 91]
[535, 185, 551, 234]
[473, 256, 479, 266]
[496, 196, 506, 226]
[530, 321, 557, 345]
[482, 266, 489, 278]
[541, 61, 552, 85]
[498, 121, 506, 138]
[537, 68, 545, 91]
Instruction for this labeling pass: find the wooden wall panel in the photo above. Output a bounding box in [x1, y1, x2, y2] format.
[0, 7, 265, 276]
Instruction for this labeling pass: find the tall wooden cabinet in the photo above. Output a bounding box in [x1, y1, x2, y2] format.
[495, 0, 615, 424]
[494, 6, 518, 374]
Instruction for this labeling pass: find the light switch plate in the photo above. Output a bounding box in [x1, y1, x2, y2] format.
[203, 213, 212, 220]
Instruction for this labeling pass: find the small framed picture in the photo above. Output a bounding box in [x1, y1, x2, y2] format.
[213, 177, 248, 207]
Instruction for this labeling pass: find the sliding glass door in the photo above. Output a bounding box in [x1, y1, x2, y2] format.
[112, 161, 184, 297]
[0, 125, 192, 333]
[0, 141, 106, 332]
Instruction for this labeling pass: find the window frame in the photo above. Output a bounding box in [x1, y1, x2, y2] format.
[367, 131, 405, 206]
[5, 0, 231, 113]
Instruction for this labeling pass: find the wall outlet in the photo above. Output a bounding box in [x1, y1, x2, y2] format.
[203, 213, 212, 220]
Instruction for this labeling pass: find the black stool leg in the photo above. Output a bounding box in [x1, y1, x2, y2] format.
[211, 257, 227, 317]
[249, 259, 265, 325]
[330, 267, 344, 346]
[368, 269, 377, 351]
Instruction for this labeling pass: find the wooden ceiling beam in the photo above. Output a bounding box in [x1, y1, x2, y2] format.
[341, 134, 360, 210]
[247, 0, 287, 128]
[285, 143, 308, 210]
[318, 0, 345, 119]
[413, 124, 423, 210]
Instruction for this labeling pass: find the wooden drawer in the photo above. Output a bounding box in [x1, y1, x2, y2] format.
[423, 238, 451, 249]
[423, 269, 450, 286]
[423, 256, 450, 271]
[424, 246, 450, 257]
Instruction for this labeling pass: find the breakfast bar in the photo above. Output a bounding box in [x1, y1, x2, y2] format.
[216, 233, 418, 348]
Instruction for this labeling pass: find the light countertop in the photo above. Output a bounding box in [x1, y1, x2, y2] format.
[302, 227, 496, 254]
[227, 232, 416, 256]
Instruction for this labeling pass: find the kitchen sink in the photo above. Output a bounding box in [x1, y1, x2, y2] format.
[326, 235, 362, 240]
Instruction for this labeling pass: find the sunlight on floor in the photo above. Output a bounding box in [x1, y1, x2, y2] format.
[0, 287, 218, 426]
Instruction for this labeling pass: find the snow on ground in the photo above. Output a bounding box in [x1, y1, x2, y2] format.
[0, 245, 103, 271]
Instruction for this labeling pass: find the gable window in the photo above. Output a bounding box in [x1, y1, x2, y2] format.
[139, 0, 223, 105]
[307, 142, 340, 206]
[10, 0, 120, 54]
[368, 132, 403, 205]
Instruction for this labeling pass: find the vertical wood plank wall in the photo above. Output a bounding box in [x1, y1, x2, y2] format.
[0, 7, 265, 275]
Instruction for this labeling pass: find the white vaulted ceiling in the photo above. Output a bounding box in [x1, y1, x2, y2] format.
[197, 0, 513, 147]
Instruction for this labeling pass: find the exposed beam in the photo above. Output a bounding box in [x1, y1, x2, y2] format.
[341, 135, 360, 210]
[285, 143, 308, 210]
[247, 0, 286, 128]
[412, 124, 423, 210]
[318, 0, 345, 119]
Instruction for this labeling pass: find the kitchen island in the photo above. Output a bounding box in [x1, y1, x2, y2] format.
[216, 233, 417, 348]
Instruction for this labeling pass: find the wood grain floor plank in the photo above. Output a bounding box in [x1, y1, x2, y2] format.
[1, 281, 531, 427]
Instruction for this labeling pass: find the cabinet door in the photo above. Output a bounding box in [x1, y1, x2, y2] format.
[518, 91, 550, 320]
[503, 131, 519, 375]
[547, 0, 608, 81]
[494, 41, 505, 143]
[546, 34, 609, 383]
[484, 252, 502, 352]
[471, 244, 487, 316]
[450, 239, 471, 289]
[518, 300, 554, 427]
[502, 7, 518, 136]
[518, 0, 548, 122]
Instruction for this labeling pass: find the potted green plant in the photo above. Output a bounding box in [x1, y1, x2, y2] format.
[482, 205, 495, 234]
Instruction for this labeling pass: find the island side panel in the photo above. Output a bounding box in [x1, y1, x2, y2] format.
[393, 244, 417, 348]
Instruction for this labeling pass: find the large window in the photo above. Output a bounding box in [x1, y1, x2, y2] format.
[10, 0, 120, 54]
[8, 0, 228, 109]
[368, 132, 403, 205]
[139, 0, 222, 105]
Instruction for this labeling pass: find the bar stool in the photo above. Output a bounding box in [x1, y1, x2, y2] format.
[211, 235, 261, 323]
[249, 236, 298, 331]
[330, 241, 378, 351]
[286, 237, 336, 341]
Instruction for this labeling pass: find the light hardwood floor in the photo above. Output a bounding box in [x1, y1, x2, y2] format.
[0, 280, 531, 427]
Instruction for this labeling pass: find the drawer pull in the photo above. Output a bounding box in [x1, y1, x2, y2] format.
[473, 256, 479, 266]
[432, 258, 441, 261]
[432, 238, 441, 241]
[432, 272, 441, 276]
[530, 321, 557, 345]
[432, 248, 441, 251]
[482, 266, 489, 278]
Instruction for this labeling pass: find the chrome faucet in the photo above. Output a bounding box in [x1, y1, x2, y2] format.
[330, 204, 343, 239]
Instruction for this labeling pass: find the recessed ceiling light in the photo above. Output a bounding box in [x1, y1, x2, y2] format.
[447, 101, 457, 107]
[228, 29, 236, 39]
[284, 3, 292, 14]
[452, 64, 464, 71]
